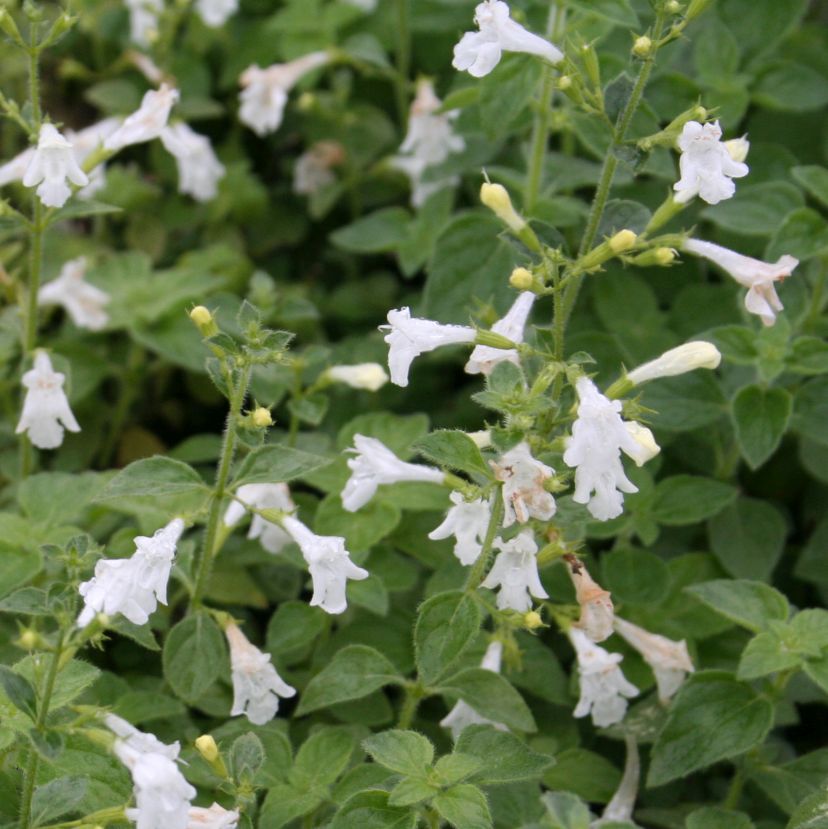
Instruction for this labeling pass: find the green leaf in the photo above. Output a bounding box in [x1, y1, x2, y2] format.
[48, 200, 121, 224]
[94, 456, 207, 502]
[455, 725, 554, 784]
[292, 727, 355, 789]
[792, 165, 828, 210]
[266, 601, 327, 664]
[706, 325, 759, 364]
[314, 495, 401, 552]
[686, 807, 754, 829]
[650, 476, 737, 526]
[641, 372, 727, 432]
[413, 431, 492, 480]
[433, 783, 492, 829]
[754, 62, 828, 113]
[231, 732, 265, 784]
[387, 777, 439, 807]
[415, 592, 483, 685]
[479, 55, 541, 137]
[261, 784, 324, 829]
[601, 548, 670, 605]
[330, 790, 418, 829]
[787, 337, 828, 375]
[564, 0, 638, 26]
[648, 671, 775, 786]
[685, 579, 789, 632]
[30, 777, 87, 826]
[296, 645, 403, 715]
[231, 443, 331, 488]
[434, 753, 485, 786]
[701, 183, 803, 236]
[766, 208, 828, 262]
[439, 669, 535, 732]
[787, 789, 828, 828]
[793, 377, 828, 447]
[0, 666, 36, 720]
[802, 652, 828, 696]
[731, 385, 792, 469]
[331, 208, 412, 253]
[362, 730, 434, 778]
[737, 629, 802, 680]
[541, 791, 591, 829]
[708, 497, 787, 580]
[162, 612, 227, 703]
[542, 748, 621, 804]
[14, 658, 100, 710]
[0, 547, 42, 599]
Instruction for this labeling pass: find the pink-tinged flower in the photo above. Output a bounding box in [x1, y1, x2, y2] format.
[453, 0, 563, 78]
[22, 124, 89, 208]
[482, 530, 548, 612]
[38, 256, 109, 331]
[293, 140, 345, 196]
[188, 804, 240, 829]
[673, 120, 748, 205]
[567, 558, 614, 643]
[683, 238, 798, 327]
[491, 442, 556, 527]
[465, 292, 535, 376]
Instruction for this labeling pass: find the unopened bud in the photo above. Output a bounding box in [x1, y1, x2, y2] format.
[523, 611, 544, 630]
[632, 36, 652, 58]
[724, 134, 750, 163]
[558, 75, 572, 90]
[628, 246, 677, 267]
[686, 0, 713, 20]
[627, 341, 722, 386]
[189, 305, 218, 337]
[18, 630, 40, 650]
[251, 407, 272, 428]
[666, 0, 682, 13]
[195, 734, 219, 763]
[623, 421, 661, 467]
[297, 92, 315, 111]
[480, 182, 526, 232]
[41, 11, 75, 47]
[609, 229, 637, 254]
[509, 267, 534, 290]
[0, 8, 24, 45]
[327, 363, 389, 392]
[580, 42, 600, 88]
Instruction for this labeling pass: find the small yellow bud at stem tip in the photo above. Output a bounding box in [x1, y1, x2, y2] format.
[633, 36, 652, 57]
[509, 267, 534, 291]
[195, 734, 219, 763]
[252, 407, 273, 427]
[609, 229, 637, 254]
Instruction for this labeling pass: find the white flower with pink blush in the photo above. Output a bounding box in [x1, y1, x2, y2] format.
[491, 441, 556, 527]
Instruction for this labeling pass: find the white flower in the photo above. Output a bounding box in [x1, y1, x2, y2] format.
[724, 134, 750, 164]
[428, 492, 492, 566]
[225, 622, 296, 725]
[22, 124, 89, 208]
[38, 256, 110, 331]
[105, 84, 180, 152]
[613, 617, 694, 703]
[563, 377, 648, 522]
[293, 140, 344, 195]
[569, 627, 638, 728]
[481, 530, 548, 612]
[0, 147, 34, 187]
[440, 641, 508, 739]
[159, 122, 225, 201]
[77, 518, 185, 627]
[238, 52, 330, 136]
[465, 292, 535, 375]
[223, 483, 295, 554]
[567, 559, 614, 643]
[467, 430, 492, 449]
[381, 307, 477, 387]
[622, 421, 661, 468]
[391, 78, 465, 207]
[341, 0, 377, 10]
[326, 362, 389, 392]
[195, 0, 238, 27]
[282, 515, 369, 614]
[627, 341, 722, 385]
[66, 118, 122, 199]
[491, 442, 556, 527]
[683, 238, 798, 327]
[673, 120, 749, 205]
[105, 713, 181, 767]
[596, 734, 640, 826]
[16, 351, 80, 450]
[342, 434, 445, 512]
[125, 0, 162, 46]
[452, 0, 563, 78]
[188, 804, 240, 829]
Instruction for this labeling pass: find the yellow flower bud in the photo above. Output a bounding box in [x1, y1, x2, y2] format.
[251, 407, 273, 428]
[18, 630, 39, 650]
[724, 135, 750, 163]
[523, 611, 544, 630]
[666, 0, 682, 13]
[195, 734, 219, 763]
[189, 305, 218, 337]
[654, 247, 677, 265]
[509, 267, 534, 290]
[558, 75, 572, 90]
[609, 229, 637, 254]
[480, 182, 526, 232]
[632, 36, 652, 58]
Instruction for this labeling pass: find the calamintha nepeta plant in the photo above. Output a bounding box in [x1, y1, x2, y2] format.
[0, 0, 827, 828]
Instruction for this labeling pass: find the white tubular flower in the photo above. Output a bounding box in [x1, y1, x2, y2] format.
[342, 434, 445, 512]
[77, 518, 185, 627]
[225, 622, 296, 725]
[597, 733, 640, 826]
[159, 122, 225, 202]
[563, 377, 647, 522]
[66, 118, 123, 199]
[491, 441, 556, 528]
[683, 238, 798, 327]
[16, 351, 80, 450]
[428, 492, 492, 566]
[613, 617, 694, 703]
[38, 256, 110, 331]
[441, 642, 508, 740]
[627, 341, 722, 385]
[467, 430, 492, 449]
[567, 559, 614, 644]
[452, 0, 563, 78]
[326, 362, 389, 392]
[128, 753, 195, 829]
[223, 483, 295, 554]
[105, 713, 181, 767]
[465, 292, 535, 376]
[195, 0, 238, 27]
[673, 120, 749, 205]
[569, 627, 638, 728]
[293, 140, 344, 195]
[391, 78, 465, 207]
[724, 134, 750, 163]
[381, 307, 476, 388]
[188, 804, 240, 829]
[238, 51, 330, 136]
[282, 515, 369, 614]
[622, 421, 661, 468]
[125, 0, 162, 46]
[104, 84, 180, 152]
[481, 530, 548, 612]
[0, 147, 34, 186]
[22, 124, 89, 208]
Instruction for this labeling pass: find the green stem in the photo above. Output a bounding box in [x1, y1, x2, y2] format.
[722, 765, 744, 810]
[465, 492, 504, 591]
[191, 362, 251, 610]
[394, 0, 411, 129]
[397, 684, 422, 729]
[97, 342, 145, 468]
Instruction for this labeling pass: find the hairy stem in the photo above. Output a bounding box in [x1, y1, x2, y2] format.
[397, 684, 422, 729]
